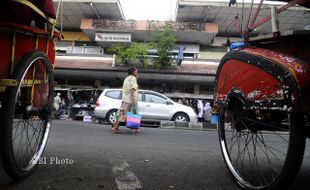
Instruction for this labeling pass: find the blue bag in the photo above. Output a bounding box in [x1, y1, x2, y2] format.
[230, 42, 245, 50]
[126, 112, 141, 129]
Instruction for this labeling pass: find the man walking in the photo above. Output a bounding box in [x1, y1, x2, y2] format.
[112, 67, 139, 133]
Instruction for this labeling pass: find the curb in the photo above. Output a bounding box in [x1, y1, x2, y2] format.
[159, 121, 217, 130]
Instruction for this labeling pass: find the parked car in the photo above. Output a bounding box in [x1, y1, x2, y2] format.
[94, 89, 198, 124]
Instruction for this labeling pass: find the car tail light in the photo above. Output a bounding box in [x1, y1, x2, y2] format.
[96, 100, 100, 107]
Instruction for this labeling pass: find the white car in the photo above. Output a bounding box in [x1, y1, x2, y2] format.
[94, 89, 198, 124]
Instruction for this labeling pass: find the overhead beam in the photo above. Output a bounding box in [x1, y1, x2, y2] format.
[54, 69, 216, 85]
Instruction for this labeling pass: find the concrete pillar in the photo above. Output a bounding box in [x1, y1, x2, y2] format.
[271, 6, 279, 34]
[194, 84, 200, 94]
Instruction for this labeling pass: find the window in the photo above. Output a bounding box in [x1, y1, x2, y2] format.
[105, 90, 121, 99]
[138, 93, 143, 102]
[145, 93, 166, 104]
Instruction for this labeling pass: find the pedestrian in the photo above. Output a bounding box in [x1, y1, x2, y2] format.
[197, 99, 204, 122]
[67, 91, 74, 115]
[176, 46, 185, 66]
[177, 98, 183, 104]
[53, 93, 61, 112]
[112, 67, 139, 133]
[203, 102, 212, 122]
[191, 99, 198, 114]
[61, 98, 66, 109]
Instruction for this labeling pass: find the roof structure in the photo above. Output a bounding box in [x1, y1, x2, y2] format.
[53, 0, 125, 30]
[52, 0, 310, 42]
[175, 0, 310, 36]
[80, 19, 218, 46]
[55, 56, 218, 75]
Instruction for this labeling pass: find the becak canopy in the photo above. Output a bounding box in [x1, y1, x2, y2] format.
[0, 0, 56, 27]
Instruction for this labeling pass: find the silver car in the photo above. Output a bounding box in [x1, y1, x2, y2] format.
[94, 89, 198, 124]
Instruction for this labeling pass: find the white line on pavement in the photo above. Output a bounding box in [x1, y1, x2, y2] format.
[112, 159, 142, 190]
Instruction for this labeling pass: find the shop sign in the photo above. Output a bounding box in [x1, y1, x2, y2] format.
[95, 33, 132, 43]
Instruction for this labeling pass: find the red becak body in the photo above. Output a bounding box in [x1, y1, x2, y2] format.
[215, 46, 310, 113]
[0, 0, 60, 179]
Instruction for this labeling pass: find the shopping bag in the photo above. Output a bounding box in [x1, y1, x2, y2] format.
[126, 112, 141, 129]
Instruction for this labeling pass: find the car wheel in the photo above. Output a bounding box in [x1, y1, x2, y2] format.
[107, 110, 118, 124]
[173, 113, 189, 122]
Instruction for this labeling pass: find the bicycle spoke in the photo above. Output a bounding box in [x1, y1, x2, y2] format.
[253, 133, 269, 186]
[21, 119, 43, 167]
[240, 116, 287, 132]
[220, 107, 295, 188]
[256, 132, 285, 163]
[10, 61, 51, 170]
[256, 134, 280, 180]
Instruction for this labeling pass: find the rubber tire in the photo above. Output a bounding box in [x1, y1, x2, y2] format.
[172, 112, 190, 122]
[58, 109, 70, 120]
[218, 106, 306, 190]
[106, 109, 118, 124]
[0, 51, 54, 179]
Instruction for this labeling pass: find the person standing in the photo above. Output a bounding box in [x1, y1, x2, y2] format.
[53, 93, 61, 112]
[177, 98, 183, 104]
[112, 67, 139, 133]
[67, 91, 74, 115]
[197, 99, 204, 122]
[191, 99, 198, 115]
[203, 102, 212, 122]
[177, 46, 185, 66]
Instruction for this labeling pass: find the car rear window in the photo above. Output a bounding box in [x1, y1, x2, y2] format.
[105, 90, 121, 99]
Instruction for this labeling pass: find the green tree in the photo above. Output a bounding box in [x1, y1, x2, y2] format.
[107, 43, 148, 66]
[107, 44, 125, 55]
[126, 42, 149, 66]
[151, 27, 176, 68]
[107, 44, 126, 64]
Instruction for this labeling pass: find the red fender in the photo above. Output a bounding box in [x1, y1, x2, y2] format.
[215, 47, 310, 112]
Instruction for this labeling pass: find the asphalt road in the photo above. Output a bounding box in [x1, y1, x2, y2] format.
[0, 120, 309, 190]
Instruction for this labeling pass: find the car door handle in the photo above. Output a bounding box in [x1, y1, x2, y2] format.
[145, 104, 151, 107]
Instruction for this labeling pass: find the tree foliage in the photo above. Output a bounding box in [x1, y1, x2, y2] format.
[151, 26, 176, 68]
[108, 43, 148, 66]
[107, 26, 176, 68]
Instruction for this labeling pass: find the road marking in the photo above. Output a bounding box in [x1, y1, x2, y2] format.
[112, 159, 142, 190]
